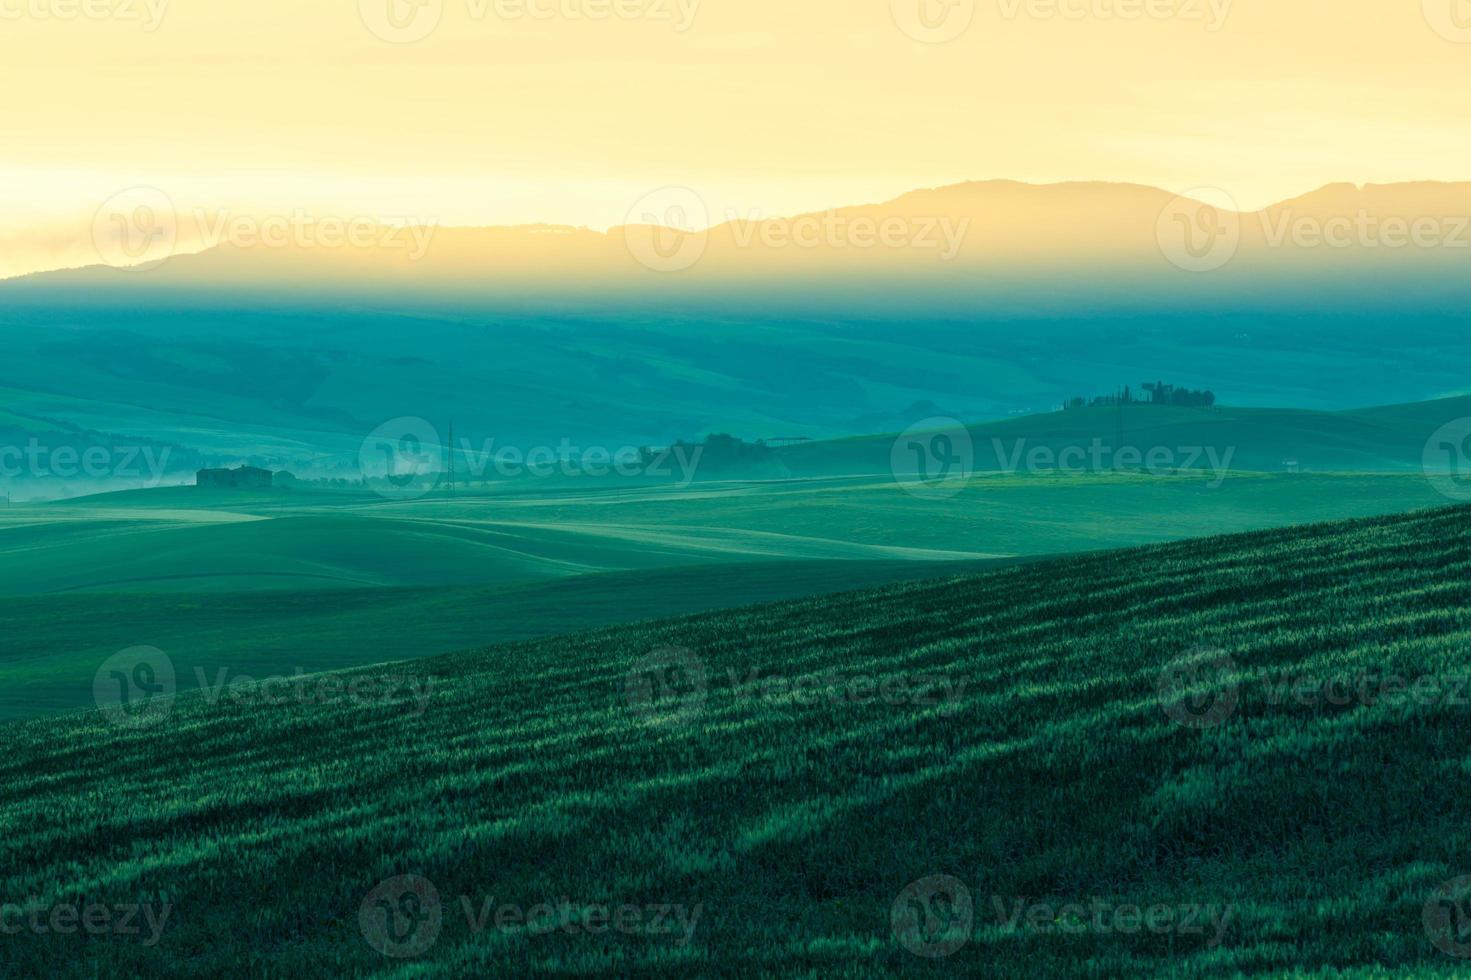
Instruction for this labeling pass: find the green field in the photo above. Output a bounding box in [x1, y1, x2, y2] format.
[778, 396, 1471, 477]
[0, 468, 1448, 721]
[5, 504, 1471, 976]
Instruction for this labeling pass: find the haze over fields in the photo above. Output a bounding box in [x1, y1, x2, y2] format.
[11, 0, 1471, 975]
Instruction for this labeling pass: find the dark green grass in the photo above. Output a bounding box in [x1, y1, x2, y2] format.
[4, 505, 1471, 975]
[0, 556, 1017, 721]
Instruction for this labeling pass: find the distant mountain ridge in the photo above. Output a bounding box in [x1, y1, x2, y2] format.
[10, 179, 1471, 296]
[5, 179, 1471, 486]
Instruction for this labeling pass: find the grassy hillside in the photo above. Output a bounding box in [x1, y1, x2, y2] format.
[5, 505, 1471, 976]
[3, 288, 1471, 488]
[0, 470, 1444, 721]
[0, 556, 1016, 721]
[5, 470, 1443, 597]
[778, 397, 1471, 478]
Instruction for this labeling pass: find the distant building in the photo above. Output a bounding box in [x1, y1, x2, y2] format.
[196, 466, 278, 489]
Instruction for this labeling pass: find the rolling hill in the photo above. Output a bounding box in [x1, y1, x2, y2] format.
[779, 396, 1471, 478]
[15, 179, 1471, 290]
[5, 505, 1471, 976]
[0, 463, 1448, 722]
[4, 180, 1471, 484]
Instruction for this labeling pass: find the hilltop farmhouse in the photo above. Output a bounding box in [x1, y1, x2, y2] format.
[196, 466, 290, 489]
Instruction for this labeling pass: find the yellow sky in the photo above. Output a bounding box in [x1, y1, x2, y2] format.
[4, 0, 1471, 278]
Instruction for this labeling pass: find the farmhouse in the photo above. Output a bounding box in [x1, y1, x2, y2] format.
[196, 466, 279, 489]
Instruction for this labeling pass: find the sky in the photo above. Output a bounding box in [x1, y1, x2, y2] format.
[4, 0, 1471, 278]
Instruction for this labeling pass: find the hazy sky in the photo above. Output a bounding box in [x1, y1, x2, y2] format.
[5, 0, 1471, 277]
